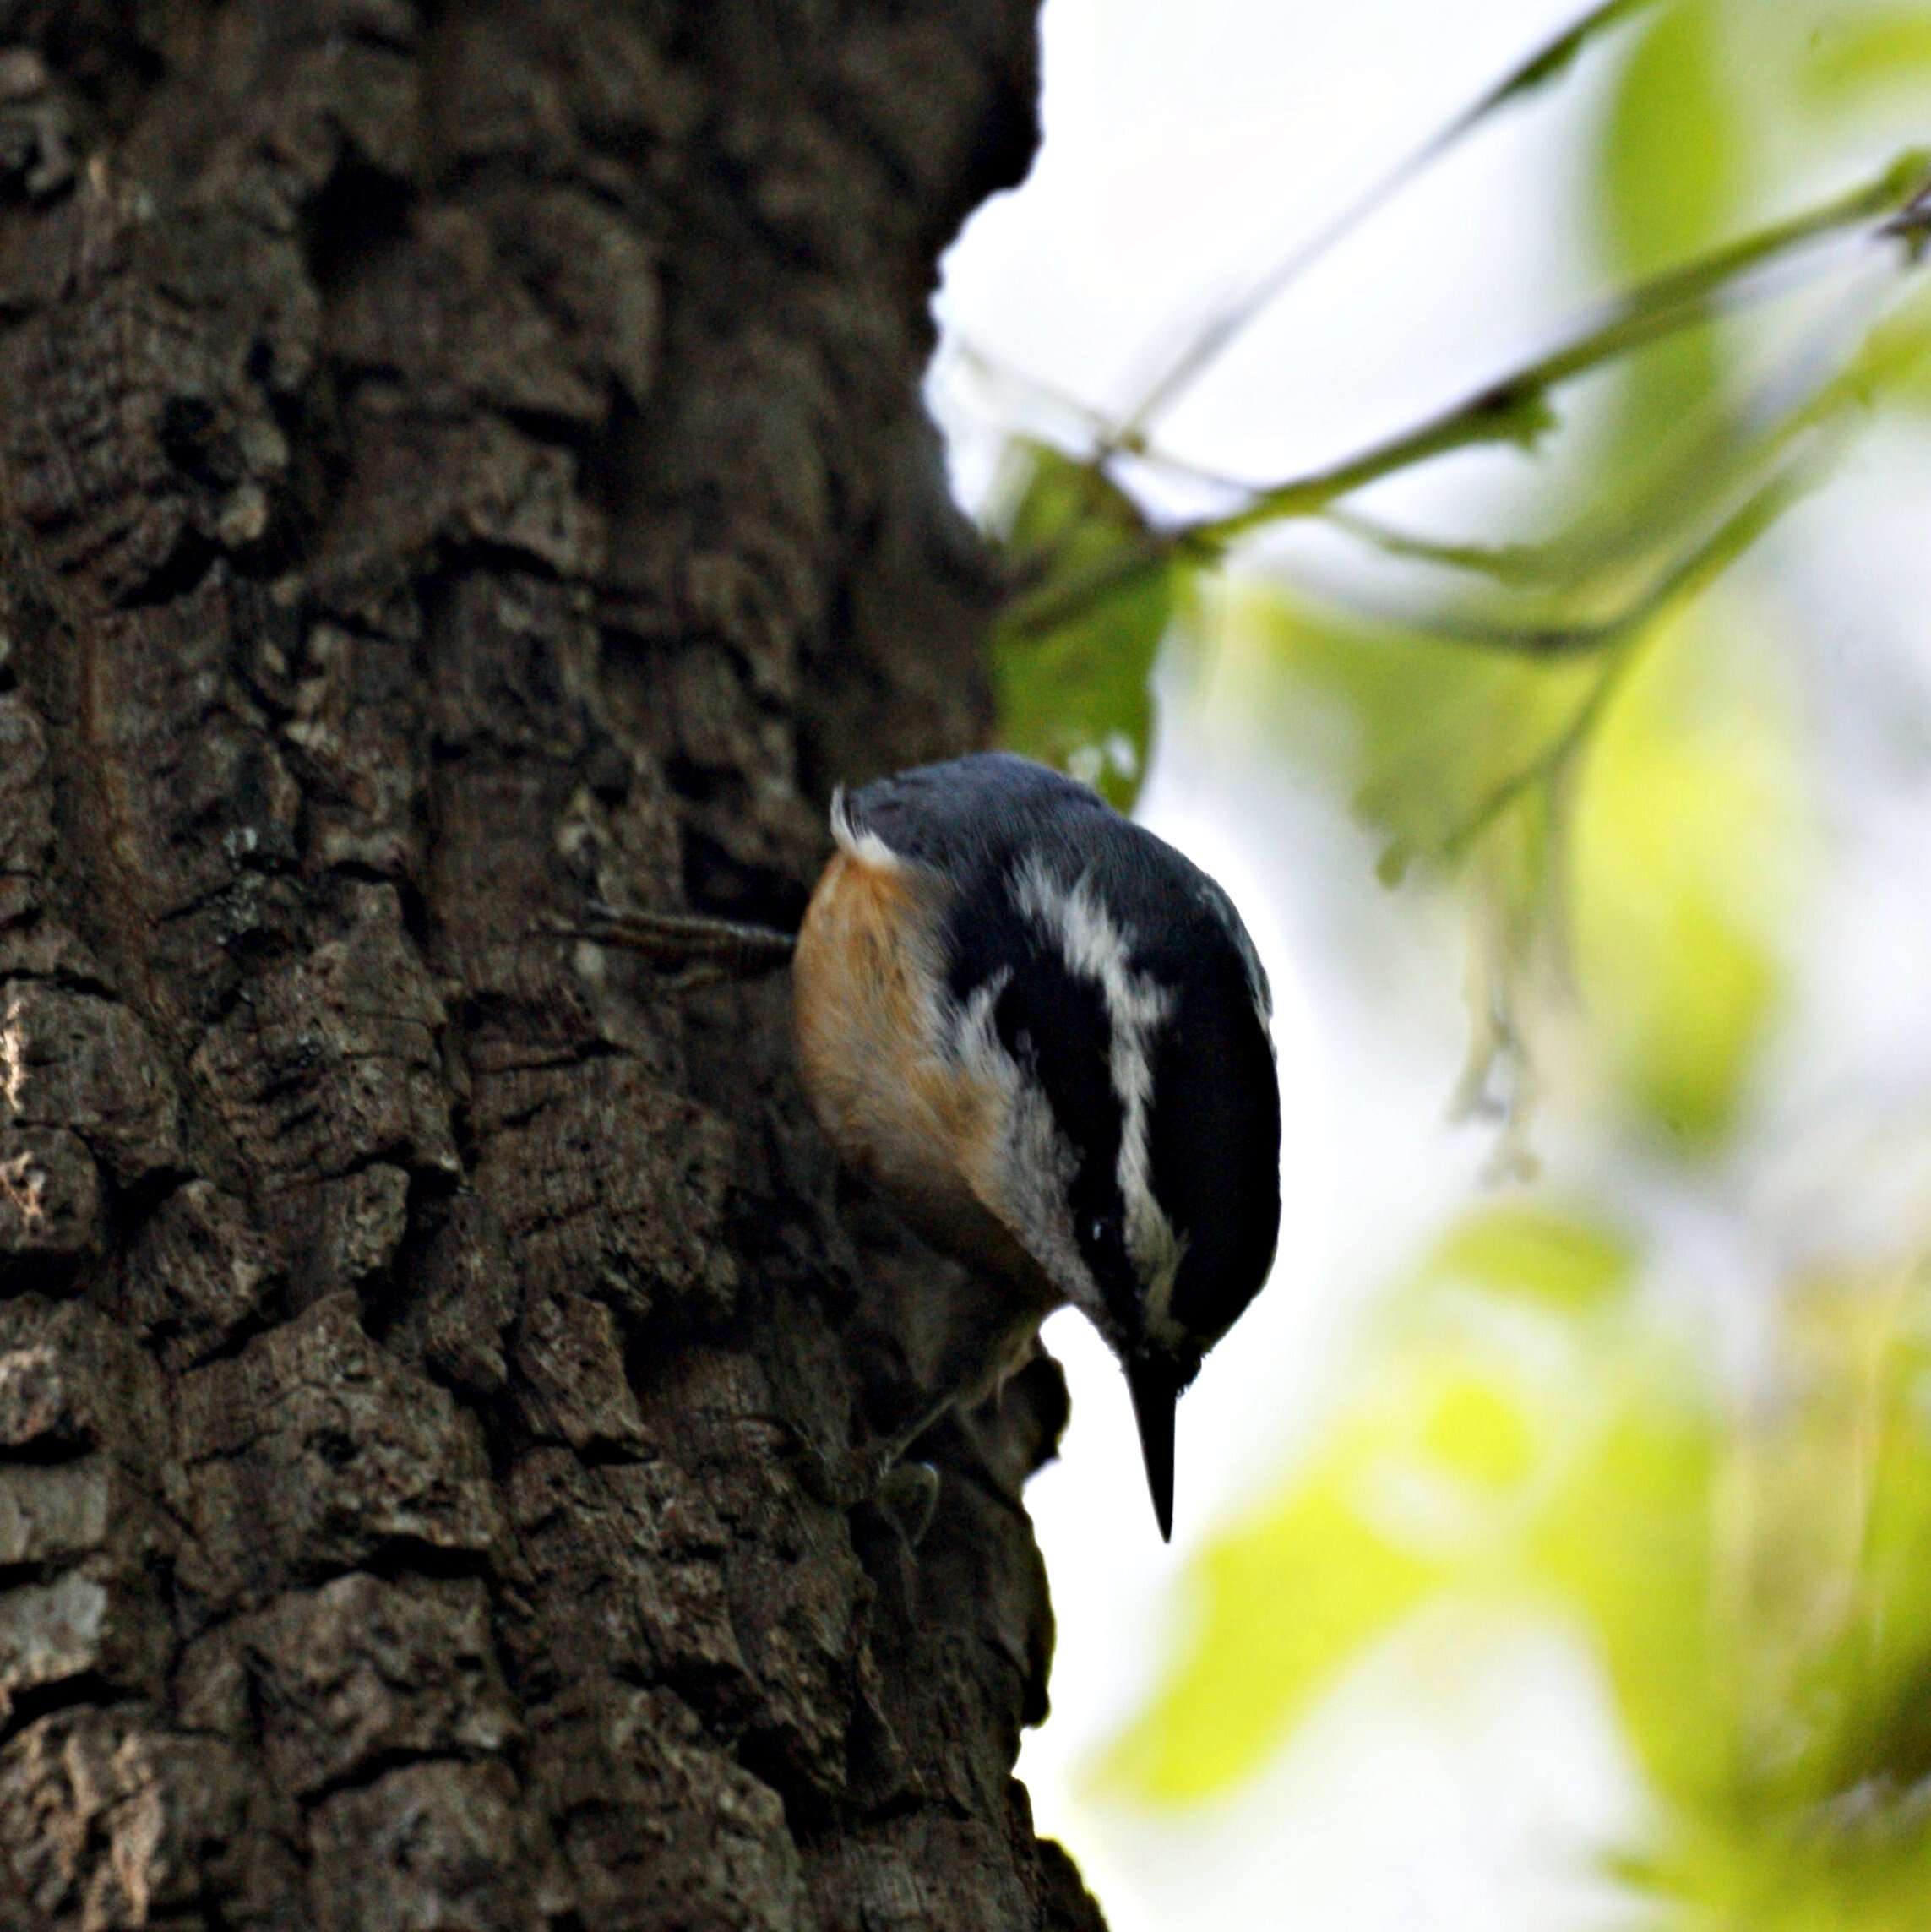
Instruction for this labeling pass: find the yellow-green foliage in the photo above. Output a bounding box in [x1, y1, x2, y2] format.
[1569, 597, 1806, 1146]
[990, 442, 1173, 811]
[980, 3, 1931, 1910]
[1098, 1213, 1931, 1928]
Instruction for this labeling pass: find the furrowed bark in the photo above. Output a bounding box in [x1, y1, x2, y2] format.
[0, 4, 1105, 1926]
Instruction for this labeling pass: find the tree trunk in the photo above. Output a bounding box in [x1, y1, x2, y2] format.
[0, 4, 1105, 1926]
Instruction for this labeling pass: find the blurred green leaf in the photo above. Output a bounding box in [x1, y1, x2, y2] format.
[1798, 11, 1931, 106]
[1095, 1204, 1652, 1809]
[1239, 585, 1600, 871]
[1096, 1192, 1931, 1921]
[1780, 1283, 1931, 1799]
[1222, 499, 1812, 1150]
[1595, 0, 1748, 482]
[1600, 3, 1744, 278]
[1843, 283, 1931, 415]
[1094, 1402, 1447, 1804]
[991, 442, 1172, 810]
[1630, 1273, 1931, 1925]
[1494, 0, 1660, 106]
[1425, 1205, 1635, 1313]
[1569, 596, 1807, 1146]
[1522, 1342, 1728, 1806]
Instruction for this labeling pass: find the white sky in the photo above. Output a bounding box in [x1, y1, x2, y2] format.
[928, 2, 1931, 1929]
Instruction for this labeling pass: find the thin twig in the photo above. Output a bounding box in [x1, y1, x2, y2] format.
[1317, 507, 1556, 585]
[1116, 0, 1662, 443]
[935, 341, 1260, 537]
[1433, 463, 1810, 862]
[1290, 481, 1805, 659]
[1212, 154, 1927, 538]
[1002, 151, 1931, 641]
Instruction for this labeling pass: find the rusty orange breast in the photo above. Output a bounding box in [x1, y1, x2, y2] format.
[792, 846, 1038, 1292]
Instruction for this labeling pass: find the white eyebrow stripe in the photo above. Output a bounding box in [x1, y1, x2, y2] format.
[1010, 856, 1169, 1035]
[1010, 857, 1184, 1326]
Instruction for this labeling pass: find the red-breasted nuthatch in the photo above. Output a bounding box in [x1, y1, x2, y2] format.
[791, 752, 1281, 1539]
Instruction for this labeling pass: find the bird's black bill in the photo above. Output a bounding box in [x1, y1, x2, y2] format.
[1127, 1357, 1179, 1543]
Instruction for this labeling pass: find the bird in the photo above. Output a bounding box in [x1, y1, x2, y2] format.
[564, 752, 1282, 1540]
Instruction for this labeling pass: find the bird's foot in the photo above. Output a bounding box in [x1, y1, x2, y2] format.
[873, 1459, 942, 1548]
[791, 1427, 944, 1550]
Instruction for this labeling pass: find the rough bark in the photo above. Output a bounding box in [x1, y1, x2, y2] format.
[0, 4, 1107, 1927]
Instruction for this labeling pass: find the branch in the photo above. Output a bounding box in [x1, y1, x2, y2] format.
[1312, 266, 1931, 636]
[1210, 151, 1928, 538]
[1001, 150, 1931, 641]
[1300, 457, 1814, 661]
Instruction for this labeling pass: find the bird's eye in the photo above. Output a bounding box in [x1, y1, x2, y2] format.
[1088, 1216, 1107, 1248]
